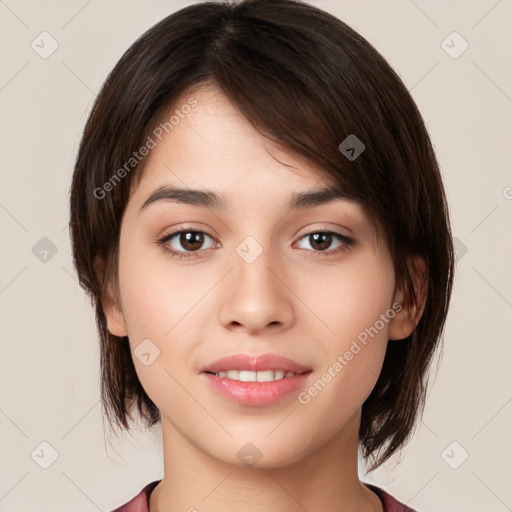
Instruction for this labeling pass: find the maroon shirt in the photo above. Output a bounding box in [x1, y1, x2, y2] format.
[111, 479, 417, 512]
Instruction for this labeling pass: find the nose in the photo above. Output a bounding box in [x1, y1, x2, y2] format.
[218, 240, 295, 335]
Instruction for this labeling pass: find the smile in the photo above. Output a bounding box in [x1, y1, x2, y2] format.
[207, 369, 301, 381]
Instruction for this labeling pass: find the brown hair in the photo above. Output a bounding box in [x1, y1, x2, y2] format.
[68, 0, 454, 471]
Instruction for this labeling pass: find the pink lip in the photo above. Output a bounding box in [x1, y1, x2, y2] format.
[200, 353, 311, 374]
[200, 353, 313, 407]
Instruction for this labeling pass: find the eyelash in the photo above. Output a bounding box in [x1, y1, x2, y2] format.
[156, 226, 356, 260]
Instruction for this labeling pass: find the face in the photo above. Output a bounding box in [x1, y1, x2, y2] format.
[104, 84, 414, 468]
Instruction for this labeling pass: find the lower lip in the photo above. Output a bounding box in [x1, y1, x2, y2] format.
[202, 372, 312, 406]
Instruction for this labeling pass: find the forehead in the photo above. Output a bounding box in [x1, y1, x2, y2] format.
[130, 84, 343, 204]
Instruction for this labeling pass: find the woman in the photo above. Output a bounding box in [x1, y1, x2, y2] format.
[68, 1, 454, 510]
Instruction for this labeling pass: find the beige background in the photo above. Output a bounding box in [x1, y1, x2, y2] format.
[1, 0, 511, 511]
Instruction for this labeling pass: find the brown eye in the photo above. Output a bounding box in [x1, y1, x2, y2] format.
[177, 231, 205, 251]
[308, 232, 333, 251]
[157, 229, 217, 258]
[295, 230, 356, 256]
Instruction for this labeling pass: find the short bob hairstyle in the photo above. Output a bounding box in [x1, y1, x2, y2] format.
[69, 0, 454, 471]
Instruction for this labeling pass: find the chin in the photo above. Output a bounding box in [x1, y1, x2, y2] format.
[205, 436, 310, 470]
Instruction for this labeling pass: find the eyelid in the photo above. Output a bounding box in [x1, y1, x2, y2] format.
[158, 224, 353, 244]
[157, 224, 356, 260]
[293, 229, 355, 252]
[159, 225, 219, 250]
[298, 225, 352, 238]
[158, 222, 219, 239]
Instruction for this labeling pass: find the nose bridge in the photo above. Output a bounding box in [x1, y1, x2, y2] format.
[233, 233, 280, 299]
[218, 233, 293, 332]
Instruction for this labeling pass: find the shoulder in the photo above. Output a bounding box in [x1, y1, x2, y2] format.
[110, 479, 161, 512]
[365, 483, 419, 512]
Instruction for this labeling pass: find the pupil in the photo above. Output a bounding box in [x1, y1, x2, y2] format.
[311, 233, 331, 251]
[181, 232, 203, 251]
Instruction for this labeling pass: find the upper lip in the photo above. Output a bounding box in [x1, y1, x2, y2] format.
[200, 353, 311, 374]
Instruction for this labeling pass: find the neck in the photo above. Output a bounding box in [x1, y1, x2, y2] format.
[149, 411, 383, 512]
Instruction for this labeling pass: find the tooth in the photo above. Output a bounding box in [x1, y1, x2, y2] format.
[256, 370, 275, 382]
[239, 370, 257, 382]
[215, 370, 298, 380]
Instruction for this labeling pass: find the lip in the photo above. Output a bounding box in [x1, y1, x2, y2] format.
[200, 353, 311, 374]
[200, 353, 313, 407]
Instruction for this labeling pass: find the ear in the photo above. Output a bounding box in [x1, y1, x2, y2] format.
[94, 256, 128, 337]
[388, 255, 428, 341]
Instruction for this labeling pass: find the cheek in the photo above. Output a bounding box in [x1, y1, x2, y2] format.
[300, 254, 394, 405]
[116, 245, 211, 397]
[117, 240, 210, 339]
[304, 254, 395, 345]
[297, 319, 389, 439]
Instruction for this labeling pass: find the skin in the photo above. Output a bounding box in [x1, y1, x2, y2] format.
[102, 84, 426, 512]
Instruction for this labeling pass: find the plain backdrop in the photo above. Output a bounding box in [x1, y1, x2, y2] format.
[0, 1, 511, 511]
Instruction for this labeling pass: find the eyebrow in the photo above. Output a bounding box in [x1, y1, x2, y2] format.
[138, 184, 356, 214]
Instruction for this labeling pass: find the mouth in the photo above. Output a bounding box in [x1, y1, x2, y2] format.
[204, 369, 309, 381]
[200, 353, 313, 407]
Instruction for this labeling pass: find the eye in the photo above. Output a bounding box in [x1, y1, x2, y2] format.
[294, 230, 355, 257]
[157, 227, 355, 260]
[157, 227, 218, 259]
